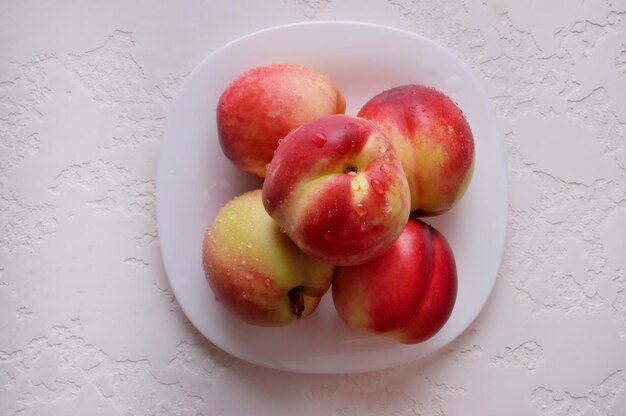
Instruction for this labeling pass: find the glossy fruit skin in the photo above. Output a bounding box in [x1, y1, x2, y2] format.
[332, 216, 457, 344]
[217, 63, 346, 178]
[202, 189, 335, 327]
[262, 114, 411, 266]
[357, 84, 474, 215]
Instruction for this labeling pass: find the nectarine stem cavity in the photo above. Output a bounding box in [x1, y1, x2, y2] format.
[344, 166, 358, 174]
[289, 286, 306, 319]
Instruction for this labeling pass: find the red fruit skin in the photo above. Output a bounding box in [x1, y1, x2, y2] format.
[357, 84, 474, 215]
[332, 216, 457, 344]
[217, 63, 345, 178]
[262, 114, 411, 266]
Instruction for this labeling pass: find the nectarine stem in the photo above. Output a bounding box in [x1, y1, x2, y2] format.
[289, 287, 305, 319]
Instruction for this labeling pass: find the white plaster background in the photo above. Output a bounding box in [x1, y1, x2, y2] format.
[1, 0, 625, 414]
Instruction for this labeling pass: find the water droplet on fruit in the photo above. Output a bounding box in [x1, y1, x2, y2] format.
[350, 178, 360, 191]
[380, 163, 390, 173]
[378, 145, 388, 154]
[264, 278, 272, 287]
[384, 202, 393, 213]
[311, 133, 327, 148]
[354, 203, 367, 217]
[245, 273, 254, 280]
[241, 259, 246, 265]
[246, 242, 253, 249]
[370, 179, 385, 194]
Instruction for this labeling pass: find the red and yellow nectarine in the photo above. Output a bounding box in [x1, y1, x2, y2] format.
[202, 190, 335, 326]
[332, 216, 457, 344]
[217, 63, 346, 178]
[262, 114, 411, 266]
[358, 84, 474, 215]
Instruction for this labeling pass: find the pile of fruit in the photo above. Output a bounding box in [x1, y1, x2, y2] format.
[202, 63, 474, 344]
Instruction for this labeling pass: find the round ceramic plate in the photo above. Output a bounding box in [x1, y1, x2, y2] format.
[157, 21, 507, 374]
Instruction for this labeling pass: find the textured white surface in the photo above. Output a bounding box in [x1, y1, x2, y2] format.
[1, 0, 625, 414]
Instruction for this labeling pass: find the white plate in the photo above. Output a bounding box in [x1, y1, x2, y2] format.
[157, 21, 507, 374]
